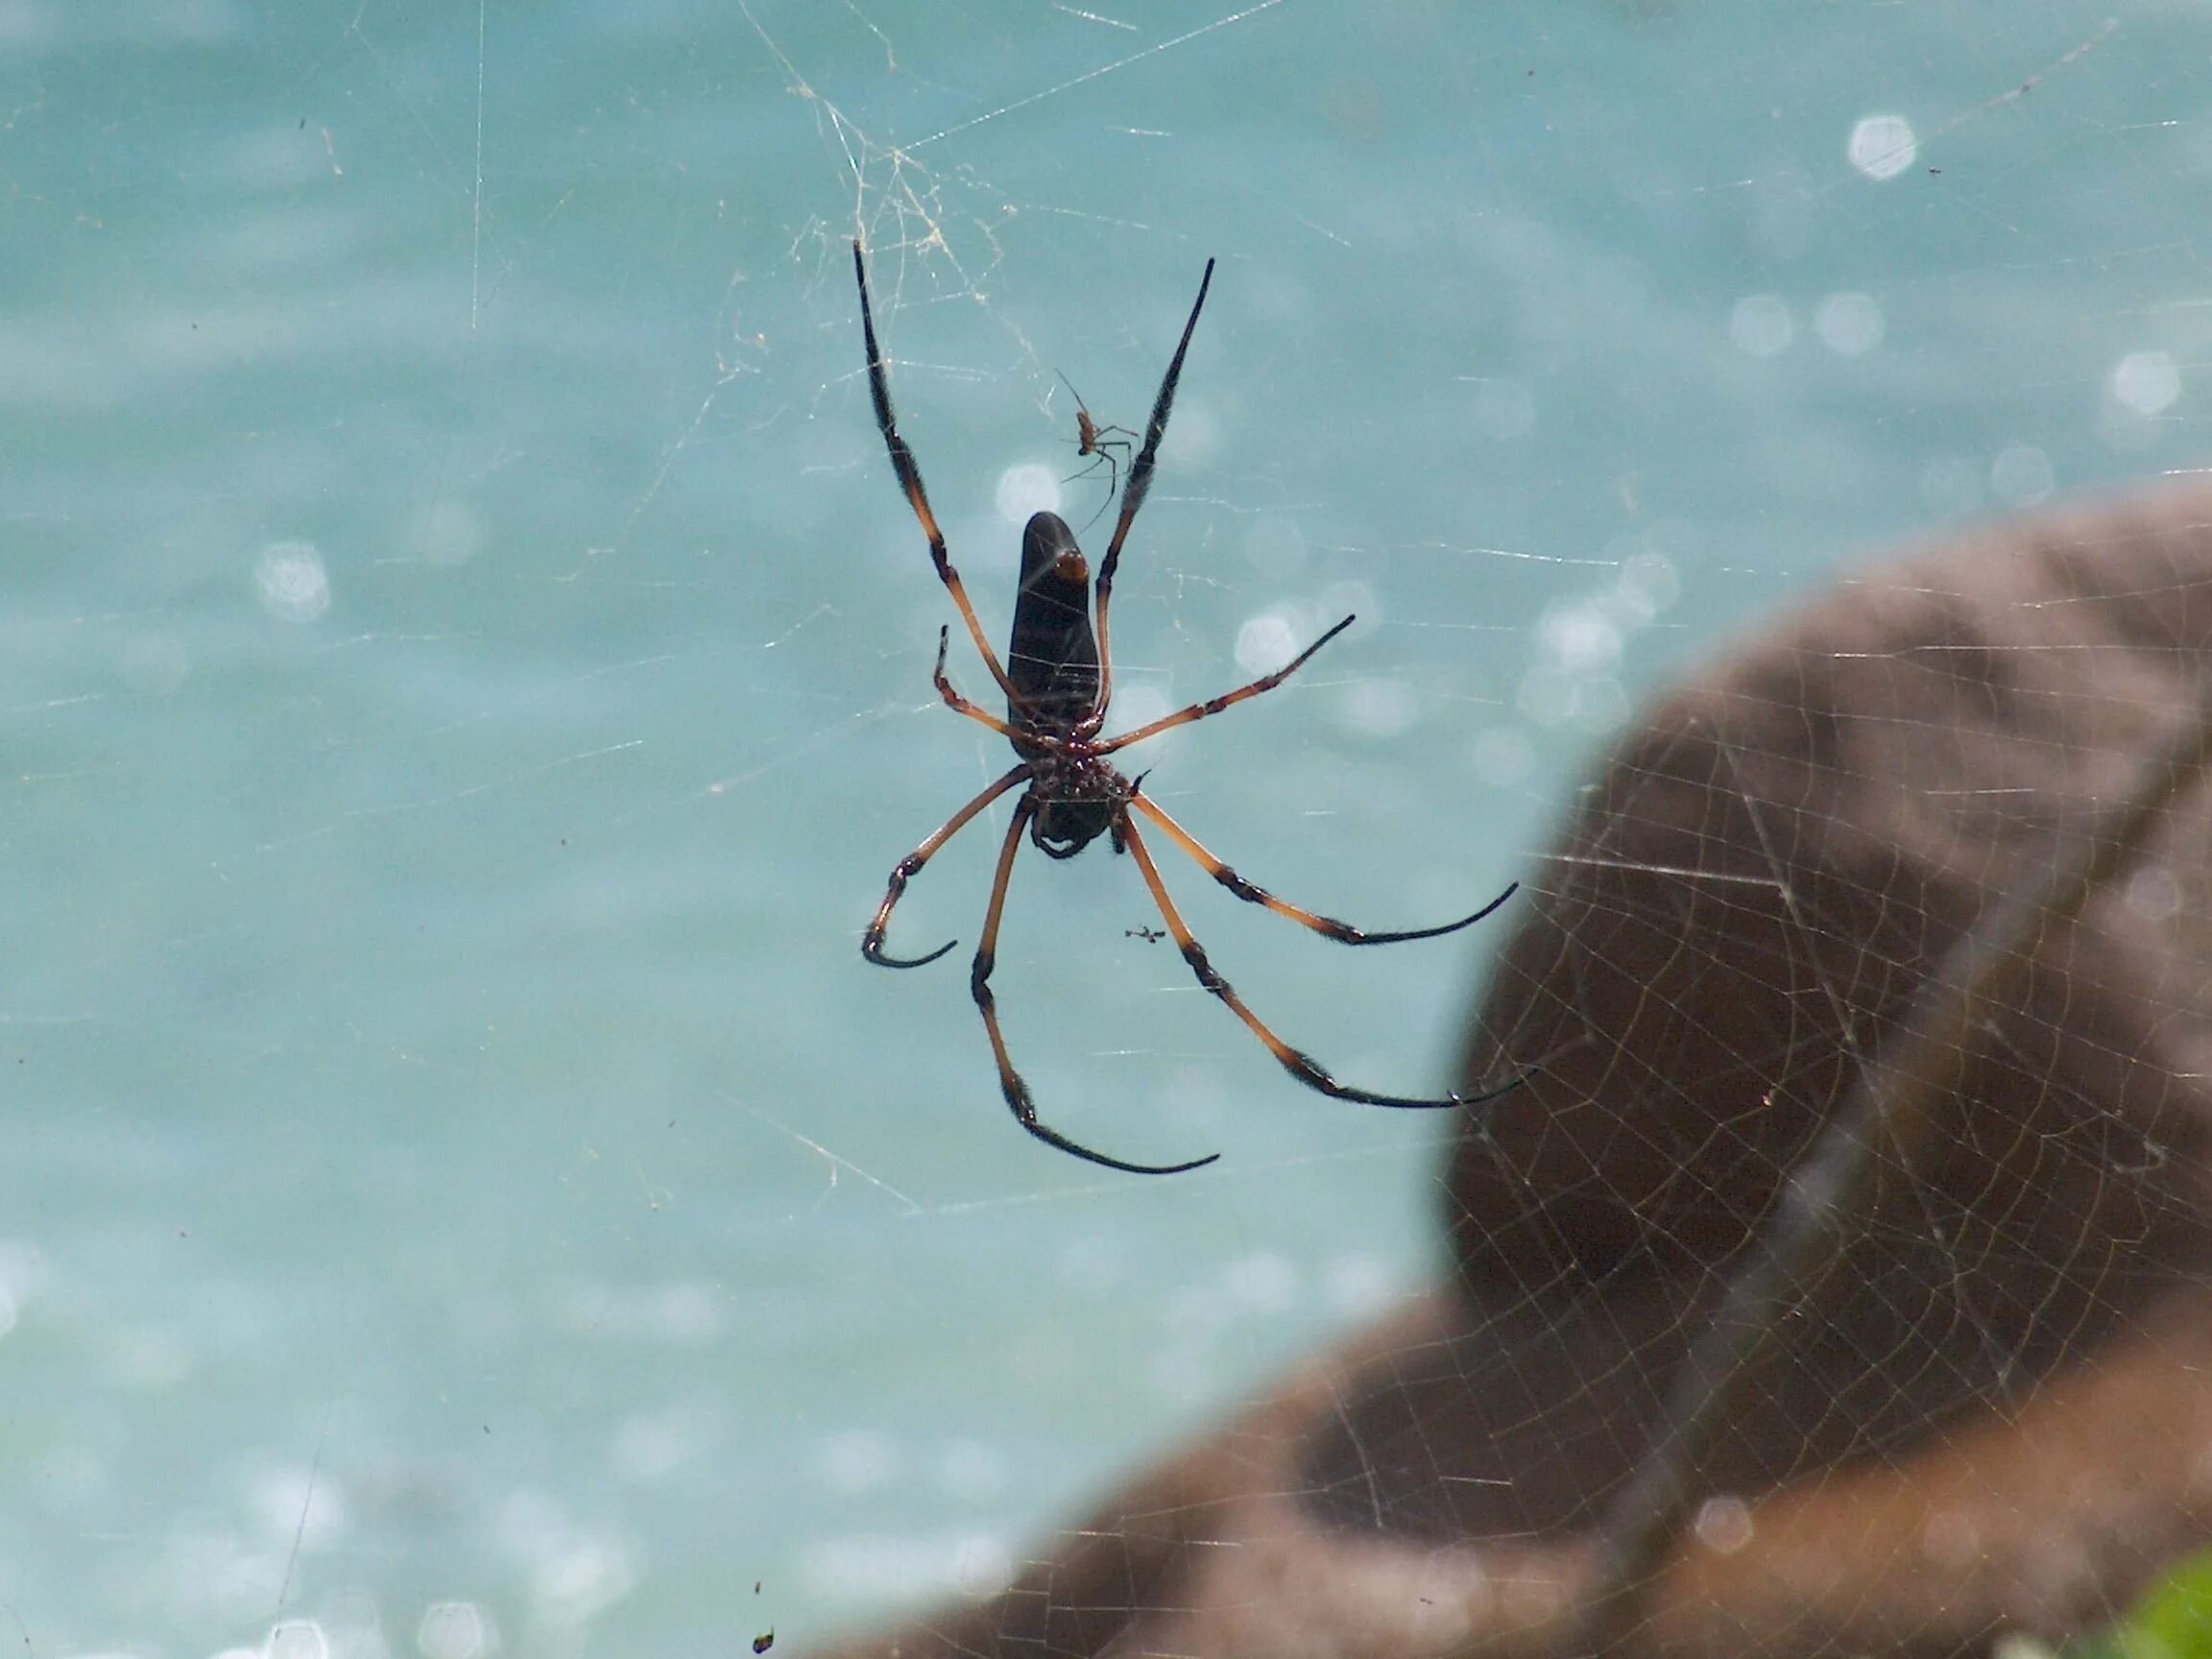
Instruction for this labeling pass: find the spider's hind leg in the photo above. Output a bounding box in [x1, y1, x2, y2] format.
[972, 799, 1219, 1176]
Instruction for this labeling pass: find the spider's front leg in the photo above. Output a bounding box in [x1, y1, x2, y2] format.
[1096, 614, 1356, 757]
[925, 626, 1023, 742]
[852, 239, 1019, 701]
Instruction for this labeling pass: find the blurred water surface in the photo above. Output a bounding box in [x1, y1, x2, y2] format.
[6, 0, 2210, 1650]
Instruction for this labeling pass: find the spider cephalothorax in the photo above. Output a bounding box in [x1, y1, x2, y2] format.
[852, 239, 1519, 1173]
[1024, 744, 1132, 860]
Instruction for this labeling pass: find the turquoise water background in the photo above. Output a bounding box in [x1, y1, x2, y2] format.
[8, 2, 2212, 1652]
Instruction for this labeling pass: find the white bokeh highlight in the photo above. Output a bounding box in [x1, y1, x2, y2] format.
[1847, 112, 1917, 180]
[1729, 295, 1795, 358]
[2111, 349, 2181, 416]
[1814, 291, 1885, 355]
[254, 540, 331, 623]
[1990, 445, 2055, 508]
[993, 462, 1062, 524]
[1233, 611, 1301, 677]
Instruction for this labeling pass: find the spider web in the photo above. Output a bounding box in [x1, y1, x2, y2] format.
[6, 2, 2212, 1656]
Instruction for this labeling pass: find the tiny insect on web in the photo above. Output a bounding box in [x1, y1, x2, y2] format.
[852, 239, 1521, 1175]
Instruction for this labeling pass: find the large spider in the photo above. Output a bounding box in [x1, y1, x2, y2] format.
[853, 241, 1519, 1174]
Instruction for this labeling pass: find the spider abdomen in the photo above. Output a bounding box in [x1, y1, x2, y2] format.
[1007, 512, 1102, 745]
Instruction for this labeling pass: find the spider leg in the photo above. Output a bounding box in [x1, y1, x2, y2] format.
[927, 626, 1029, 743]
[1095, 613, 1355, 757]
[973, 797, 1220, 1176]
[1060, 447, 1124, 533]
[1062, 452, 1117, 489]
[1092, 257, 1216, 724]
[1075, 434, 1138, 530]
[852, 240, 1018, 701]
[1128, 790, 1518, 944]
[1120, 816, 1521, 1112]
[1066, 467, 1119, 535]
[863, 763, 1031, 969]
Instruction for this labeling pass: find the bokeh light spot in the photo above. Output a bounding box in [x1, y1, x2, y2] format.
[418, 498, 486, 566]
[418, 1599, 502, 1659]
[1694, 1495, 1755, 1554]
[254, 541, 331, 623]
[1814, 291, 1885, 355]
[1234, 612, 1300, 676]
[1847, 112, 1917, 180]
[2111, 349, 2180, 416]
[993, 463, 1062, 524]
[1729, 295, 1795, 358]
[1990, 444, 2054, 508]
[1335, 675, 1420, 739]
[264, 1619, 330, 1659]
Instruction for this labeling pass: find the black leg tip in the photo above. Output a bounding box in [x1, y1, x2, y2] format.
[866, 937, 958, 970]
[1450, 1068, 1532, 1108]
[1018, 1114, 1220, 1177]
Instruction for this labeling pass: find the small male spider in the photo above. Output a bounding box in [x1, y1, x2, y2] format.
[853, 240, 1519, 1174]
[1055, 370, 1138, 502]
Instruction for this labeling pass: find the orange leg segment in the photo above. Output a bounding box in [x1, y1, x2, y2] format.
[970, 799, 1219, 1176]
[1121, 816, 1517, 1112]
[1128, 791, 1517, 946]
